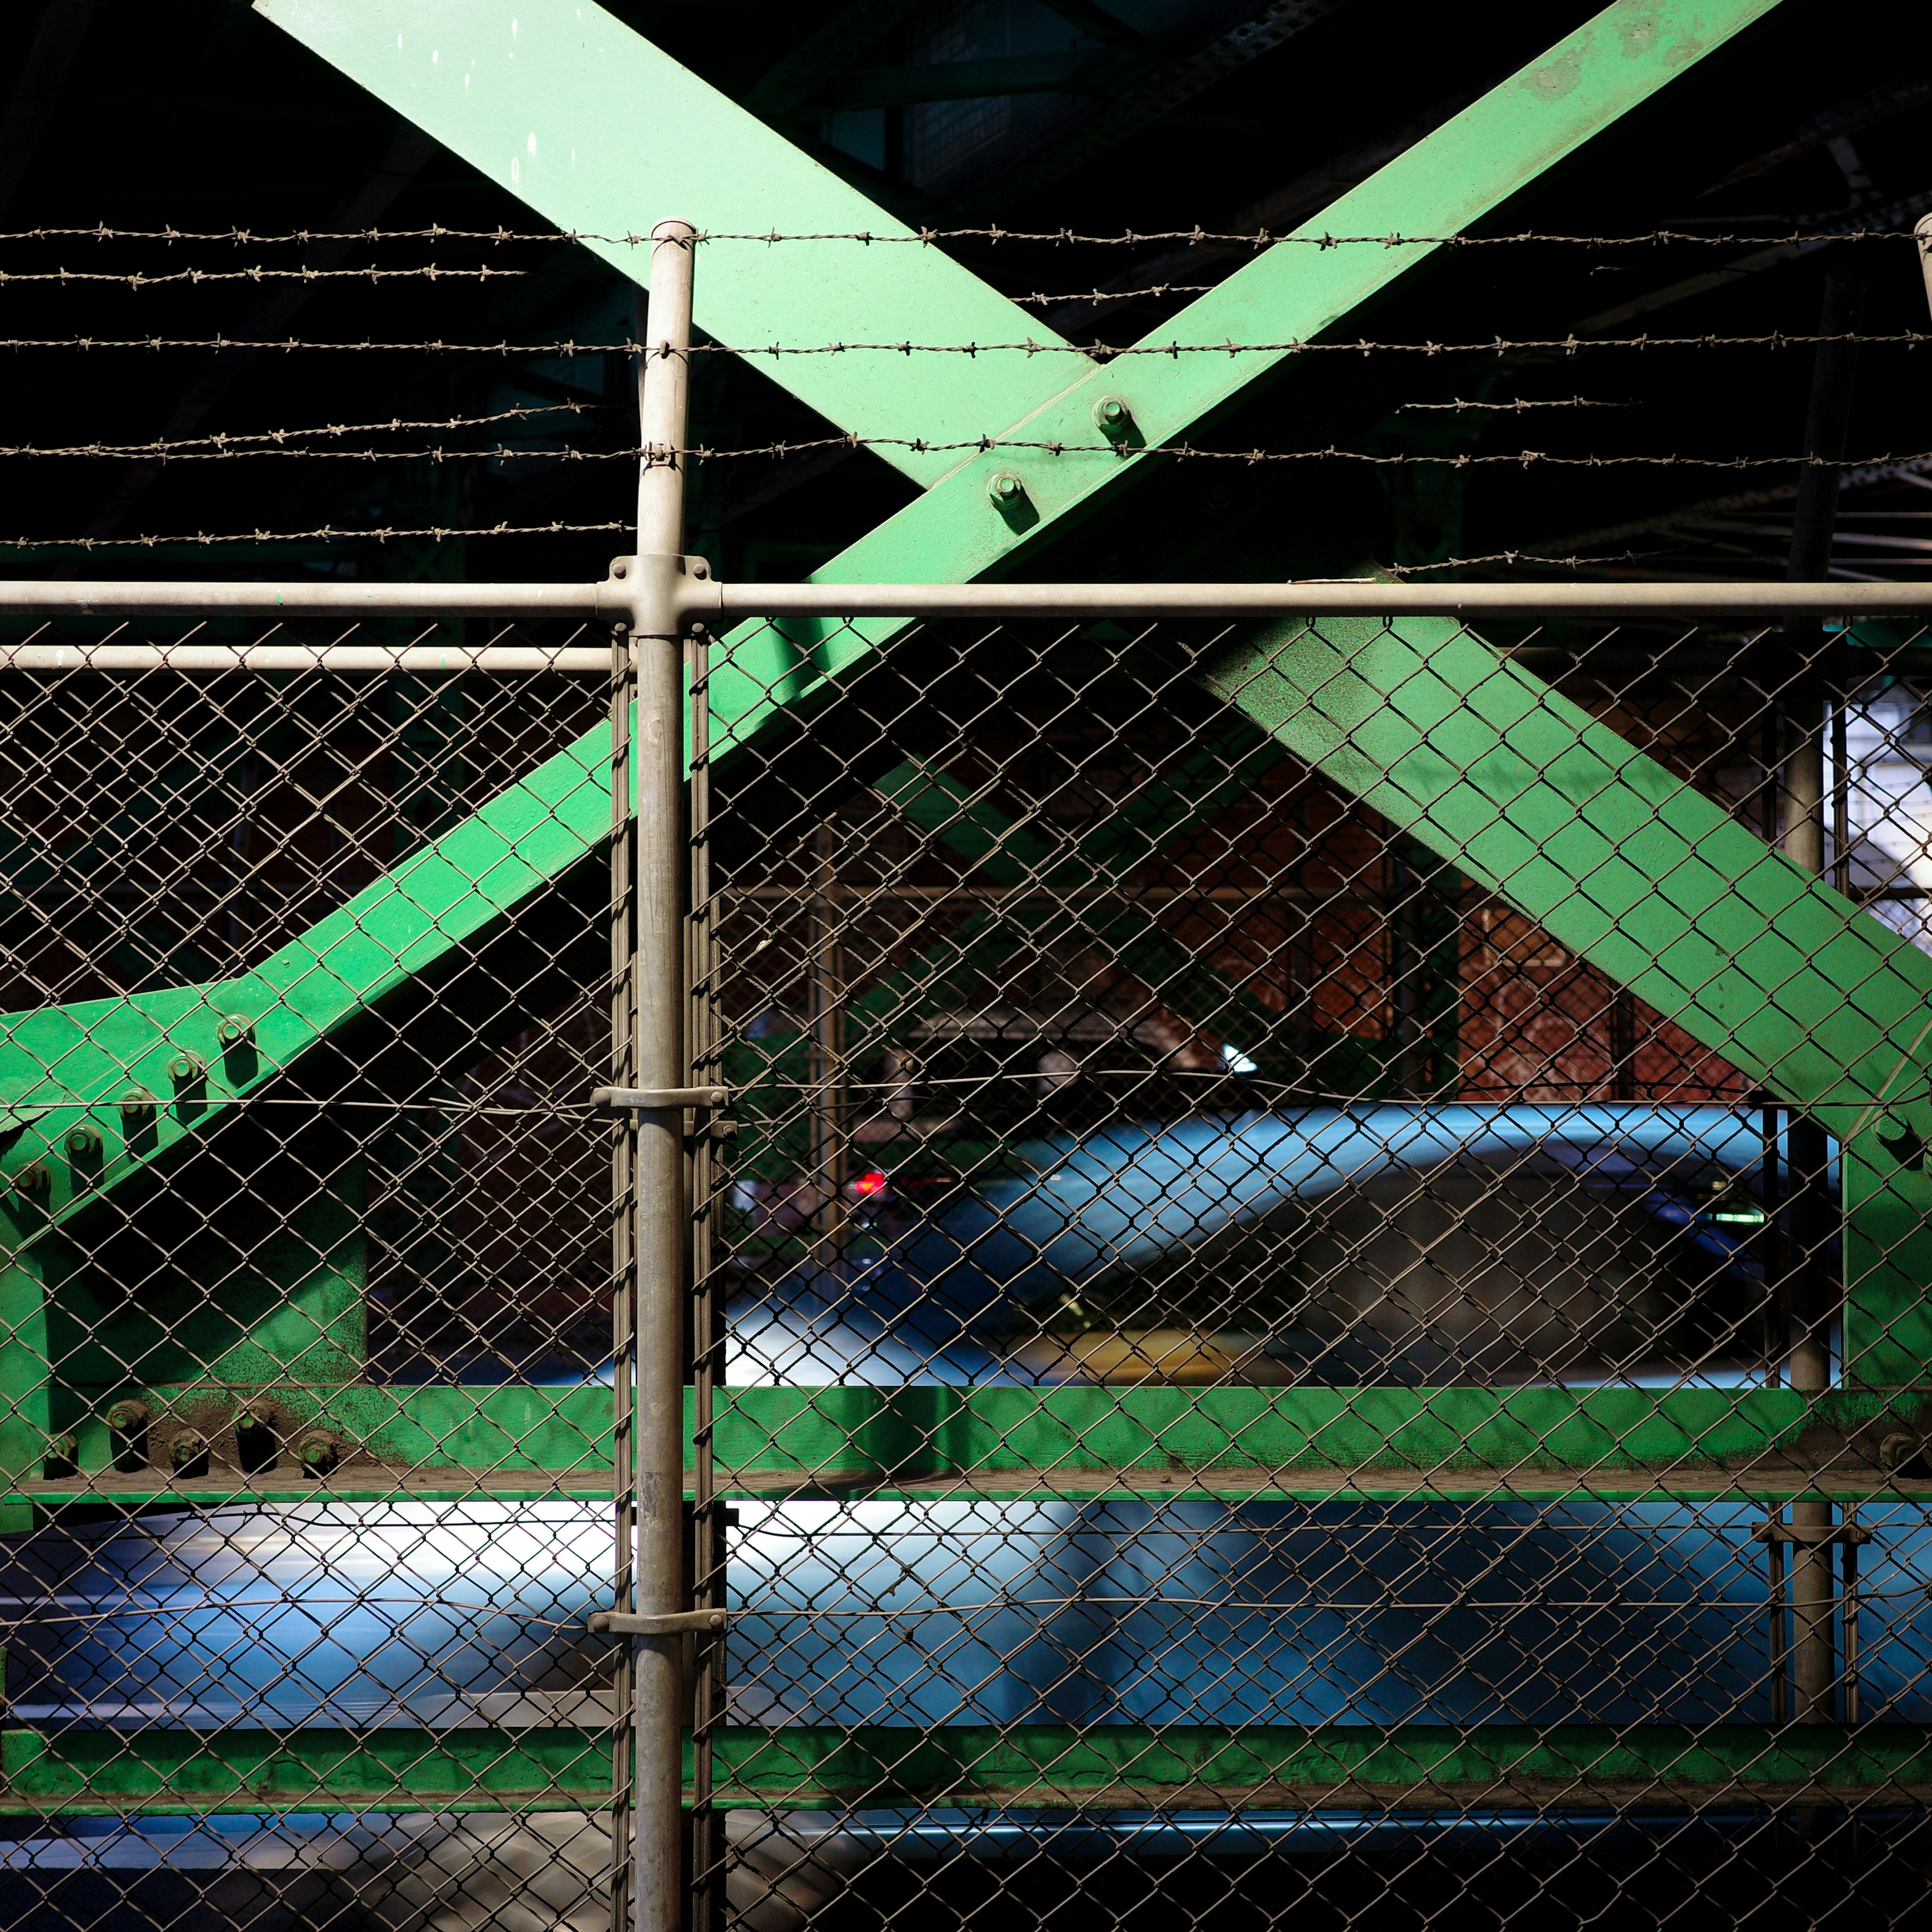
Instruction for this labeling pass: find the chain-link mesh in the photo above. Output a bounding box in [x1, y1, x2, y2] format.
[0, 619, 634, 1928]
[7, 600, 1932, 1927]
[690, 609, 1932, 1929]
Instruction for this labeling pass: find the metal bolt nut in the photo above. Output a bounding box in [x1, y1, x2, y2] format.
[120, 1088, 157, 1115]
[296, 1433, 339, 1474]
[65, 1122, 103, 1158]
[1880, 1430, 1923, 1471]
[12, 1161, 49, 1195]
[167, 1052, 205, 1084]
[988, 471, 1027, 505]
[105, 1401, 148, 1433]
[216, 1015, 253, 1046]
[1092, 394, 1134, 440]
[170, 1430, 208, 1470]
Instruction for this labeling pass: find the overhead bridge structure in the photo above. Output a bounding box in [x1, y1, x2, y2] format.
[8, 2, 1932, 1928]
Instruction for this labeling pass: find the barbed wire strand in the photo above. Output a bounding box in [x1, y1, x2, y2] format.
[0, 330, 1925, 359]
[0, 266, 526, 288]
[6, 224, 1930, 249]
[0, 517, 632, 549]
[0, 400, 602, 462]
[11, 433, 1922, 468]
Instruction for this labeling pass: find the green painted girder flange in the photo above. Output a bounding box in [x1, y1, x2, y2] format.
[6, 1722, 1931, 1814]
[15, 1382, 1932, 1506]
[0, 1725, 609, 1817]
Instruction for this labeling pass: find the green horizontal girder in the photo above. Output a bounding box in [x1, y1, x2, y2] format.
[16, 1385, 1931, 1506]
[6, 1723, 1928, 1815]
[0, 1726, 607, 1817]
[697, 1723, 1932, 1809]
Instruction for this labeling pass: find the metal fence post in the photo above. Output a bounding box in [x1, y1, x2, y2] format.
[627, 215, 698, 1932]
[1780, 270, 1864, 1727]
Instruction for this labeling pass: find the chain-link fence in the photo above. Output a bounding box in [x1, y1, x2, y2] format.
[683, 594, 1932, 1932]
[9, 232, 1932, 1929]
[7, 581, 1932, 1931]
[0, 617, 629, 1929]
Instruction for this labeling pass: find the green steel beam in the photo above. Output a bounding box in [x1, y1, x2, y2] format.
[16, 1384, 1932, 1506]
[1195, 617, 1932, 1381]
[0, 723, 604, 1218]
[0, 1726, 608, 1816]
[250, 0, 1080, 493]
[697, 1384, 1932, 1499]
[7, 1723, 1931, 1814]
[700, 1723, 1932, 1809]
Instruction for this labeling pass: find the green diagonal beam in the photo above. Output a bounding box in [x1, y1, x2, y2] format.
[1198, 615, 1932, 1380]
[0, 722, 607, 1224]
[26, 0, 1877, 1397]
[2, 0, 1794, 1226]
[723, 728, 1292, 1184]
[252, 0, 1079, 492]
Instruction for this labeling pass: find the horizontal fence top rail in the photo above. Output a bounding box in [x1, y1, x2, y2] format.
[7, 569, 1932, 634]
[1, 573, 1927, 679]
[0, 643, 615, 672]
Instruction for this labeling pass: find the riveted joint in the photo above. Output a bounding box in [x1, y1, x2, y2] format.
[1877, 1111, 1926, 1170]
[987, 470, 1039, 531]
[1092, 394, 1136, 445]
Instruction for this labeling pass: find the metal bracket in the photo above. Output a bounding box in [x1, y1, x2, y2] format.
[599, 553, 725, 631]
[589, 1608, 731, 1636]
[1751, 1521, 1873, 1547]
[591, 1085, 731, 1111]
